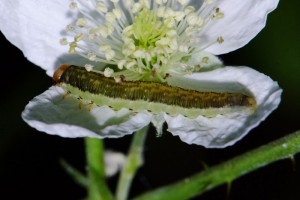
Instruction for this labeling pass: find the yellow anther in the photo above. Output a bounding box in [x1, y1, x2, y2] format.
[76, 18, 87, 28]
[69, 2, 77, 9]
[217, 36, 224, 44]
[59, 38, 68, 46]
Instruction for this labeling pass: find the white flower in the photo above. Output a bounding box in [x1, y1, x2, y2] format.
[0, 0, 281, 148]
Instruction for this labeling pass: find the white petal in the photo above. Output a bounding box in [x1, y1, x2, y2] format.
[0, 0, 84, 76]
[165, 66, 282, 148]
[104, 150, 126, 177]
[188, 51, 223, 71]
[201, 0, 279, 55]
[151, 112, 166, 137]
[22, 86, 152, 138]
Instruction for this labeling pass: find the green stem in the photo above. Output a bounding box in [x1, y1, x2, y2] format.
[116, 125, 149, 200]
[133, 130, 300, 200]
[85, 138, 114, 200]
[60, 158, 88, 188]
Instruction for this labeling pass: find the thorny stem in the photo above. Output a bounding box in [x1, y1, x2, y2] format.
[133, 130, 300, 200]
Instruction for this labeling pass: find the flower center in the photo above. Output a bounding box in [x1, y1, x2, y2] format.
[132, 9, 165, 47]
[60, 0, 224, 82]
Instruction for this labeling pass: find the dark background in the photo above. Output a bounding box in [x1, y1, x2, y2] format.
[1, 0, 300, 199]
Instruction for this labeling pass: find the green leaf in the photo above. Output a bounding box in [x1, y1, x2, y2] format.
[60, 158, 88, 188]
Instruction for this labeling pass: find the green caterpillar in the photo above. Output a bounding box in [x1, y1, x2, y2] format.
[53, 64, 256, 118]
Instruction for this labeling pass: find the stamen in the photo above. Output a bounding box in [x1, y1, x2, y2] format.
[105, 49, 116, 61]
[132, 3, 142, 13]
[85, 64, 94, 71]
[178, 0, 190, 6]
[63, 0, 225, 81]
[104, 67, 114, 77]
[60, 38, 68, 45]
[76, 18, 87, 28]
[66, 24, 75, 32]
[113, 9, 122, 19]
[75, 33, 84, 42]
[217, 36, 224, 44]
[202, 57, 209, 63]
[69, 2, 77, 9]
[87, 51, 97, 61]
[184, 6, 195, 15]
[96, 2, 108, 13]
[117, 60, 126, 69]
[69, 42, 77, 54]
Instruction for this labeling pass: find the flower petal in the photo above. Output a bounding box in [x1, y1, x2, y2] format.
[188, 51, 223, 72]
[0, 0, 85, 76]
[165, 66, 282, 148]
[22, 86, 152, 138]
[201, 0, 279, 55]
[104, 150, 126, 177]
[151, 112, 166, 137]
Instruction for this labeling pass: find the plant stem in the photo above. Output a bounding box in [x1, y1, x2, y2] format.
[60, 158, 88, 188]
[133, 130, 300, 200]
[116, 125, 149, 200]
[85, 138, 114, 200]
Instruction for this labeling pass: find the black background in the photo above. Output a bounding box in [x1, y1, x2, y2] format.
[1, 0, 300, 199]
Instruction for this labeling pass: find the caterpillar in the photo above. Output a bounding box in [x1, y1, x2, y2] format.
[53, 64, 256, 118]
